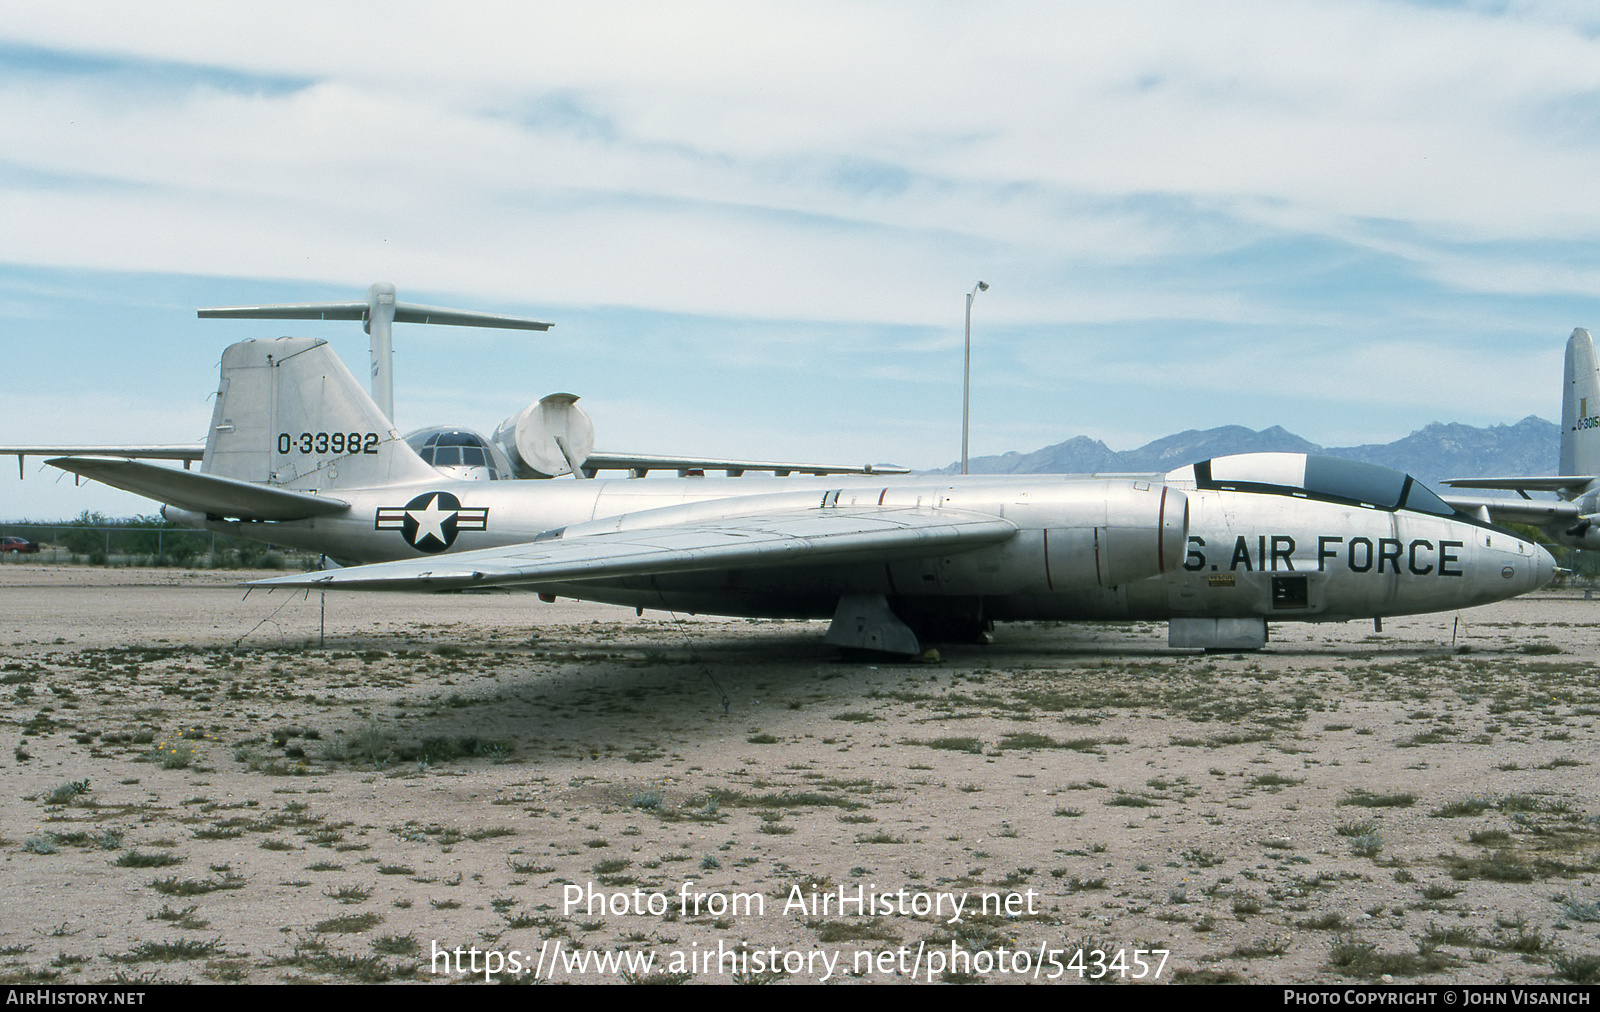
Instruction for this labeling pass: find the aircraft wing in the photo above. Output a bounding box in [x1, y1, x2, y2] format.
[1440, 493, 1580, 528]
[1441, 476, 1597, 496]
[580, 451, 910, 478]
[46, 457, 348, 522]
[250, 505, 1016, 591]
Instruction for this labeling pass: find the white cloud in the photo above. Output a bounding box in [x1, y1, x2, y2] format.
[0, 0, 1596, 502]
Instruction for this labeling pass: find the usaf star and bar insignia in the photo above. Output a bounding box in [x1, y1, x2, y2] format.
[376, 492, 489, 553]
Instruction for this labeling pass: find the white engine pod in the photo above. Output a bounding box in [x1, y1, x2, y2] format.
[492, 393, 596, 478]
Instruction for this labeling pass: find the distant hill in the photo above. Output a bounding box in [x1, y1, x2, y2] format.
[941, 416, 1560, 488]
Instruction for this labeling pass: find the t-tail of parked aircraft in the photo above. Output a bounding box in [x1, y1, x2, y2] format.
[1441, 327, 1600, 549]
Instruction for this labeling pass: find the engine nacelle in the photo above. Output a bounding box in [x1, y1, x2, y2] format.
[1560, 512, 1600, 550]
[492, 393, 596, 478]
[1041, 484, 1188, 588]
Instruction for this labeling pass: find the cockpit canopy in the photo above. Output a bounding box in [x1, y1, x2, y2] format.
[404, 428, 514, 481]
[1169, 453, 1459, 517]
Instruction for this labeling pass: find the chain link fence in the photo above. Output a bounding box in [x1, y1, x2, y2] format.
[0, 513, 308, 568]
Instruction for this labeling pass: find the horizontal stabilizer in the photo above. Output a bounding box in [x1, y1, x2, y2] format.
[1441, 475, 1597, 494]
[251, 505, 1015, 591]
[47, 457, 349, 522]
[199, 301, 551, 331]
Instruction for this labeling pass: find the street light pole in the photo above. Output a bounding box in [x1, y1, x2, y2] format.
[961, 281, 989, 475]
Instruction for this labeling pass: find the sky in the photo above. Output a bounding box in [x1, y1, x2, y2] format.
[3, 1, 1600, 519]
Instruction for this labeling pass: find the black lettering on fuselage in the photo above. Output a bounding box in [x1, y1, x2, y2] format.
[1318, 536, 1343, 571]
[1348, 537, 1373, 572]
[1270, 535, 1295, 571]
[1408, 540, 1434, 575]
[1440, 540, 1463, 577]
[1229, 536, 1253, 572]
[1378, 538, 1403, 574]
[1194, 534, 1469, 580]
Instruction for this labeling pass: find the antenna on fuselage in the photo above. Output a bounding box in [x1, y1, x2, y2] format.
[198, 282, 553, 426]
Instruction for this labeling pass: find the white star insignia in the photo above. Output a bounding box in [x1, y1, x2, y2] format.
[407, 494, 455, 546]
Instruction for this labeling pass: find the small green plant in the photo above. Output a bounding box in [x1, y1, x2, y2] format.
[324, 884, 373, 904]
[1349, 832, 1383, 858]
[628, 790, 664, 810]
[115, 850, 183, 868]
[1336, 820, 1378, 837]
[152, 740, 198, 769]
[148, 905, 208, 929]
[904, 736, 983, 753]
[312, 912, 383, 934]
[1431, 797, 1494, 818]
[372, 933, 419, 957]
[1551, 952, 1600, 984]
[44, 780, 91, 805]
[116, 938, 220, 963]
[148, 873, 245, 896]
[1340, 791, 1415, 809]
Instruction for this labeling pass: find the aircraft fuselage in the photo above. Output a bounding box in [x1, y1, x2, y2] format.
[175, 463, 1552, 630]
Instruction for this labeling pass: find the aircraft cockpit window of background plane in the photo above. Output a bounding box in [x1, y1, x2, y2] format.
[406, 430, 514, 481]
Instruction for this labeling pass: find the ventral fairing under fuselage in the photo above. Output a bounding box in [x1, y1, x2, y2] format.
[25, 333, 1554, 655]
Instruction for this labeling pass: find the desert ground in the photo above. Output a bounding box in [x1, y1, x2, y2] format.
[1, 563, 1597, 985]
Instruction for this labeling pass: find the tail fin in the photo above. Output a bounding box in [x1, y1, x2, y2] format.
[1561, 328, 1600, 482]
[203, 337, 437, 491]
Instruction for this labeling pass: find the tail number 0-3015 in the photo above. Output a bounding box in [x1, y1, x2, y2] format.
[277, 432, 380, 455]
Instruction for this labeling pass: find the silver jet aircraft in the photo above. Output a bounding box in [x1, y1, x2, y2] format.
[29, 333, 1553, 654]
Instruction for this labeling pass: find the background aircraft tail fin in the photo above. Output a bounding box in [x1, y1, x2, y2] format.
[1561, 328, 1600, 483]
[204, 337, 437, 491]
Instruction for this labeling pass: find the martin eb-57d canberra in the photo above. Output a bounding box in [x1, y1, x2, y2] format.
[22, 327, 1553, 654]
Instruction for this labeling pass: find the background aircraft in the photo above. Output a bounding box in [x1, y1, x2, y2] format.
[1441, 328, 1600, 550]
[4, 284, 908, 485]
[27, 327, 1545, 654]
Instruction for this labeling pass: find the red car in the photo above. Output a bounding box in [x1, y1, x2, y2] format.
[0, 537, 39, 554]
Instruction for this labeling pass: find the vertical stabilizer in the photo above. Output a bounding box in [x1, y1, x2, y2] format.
[203, 337, 437, 491]
[1561, 328, 1600, 482]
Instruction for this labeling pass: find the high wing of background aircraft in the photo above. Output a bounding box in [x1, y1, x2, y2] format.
[4, 283, 907, 484]
[27, 325, 1548, 655]
[1440, 328, 1600, 550]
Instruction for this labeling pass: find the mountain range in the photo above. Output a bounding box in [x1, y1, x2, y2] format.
[939, 416, 1560, 488]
